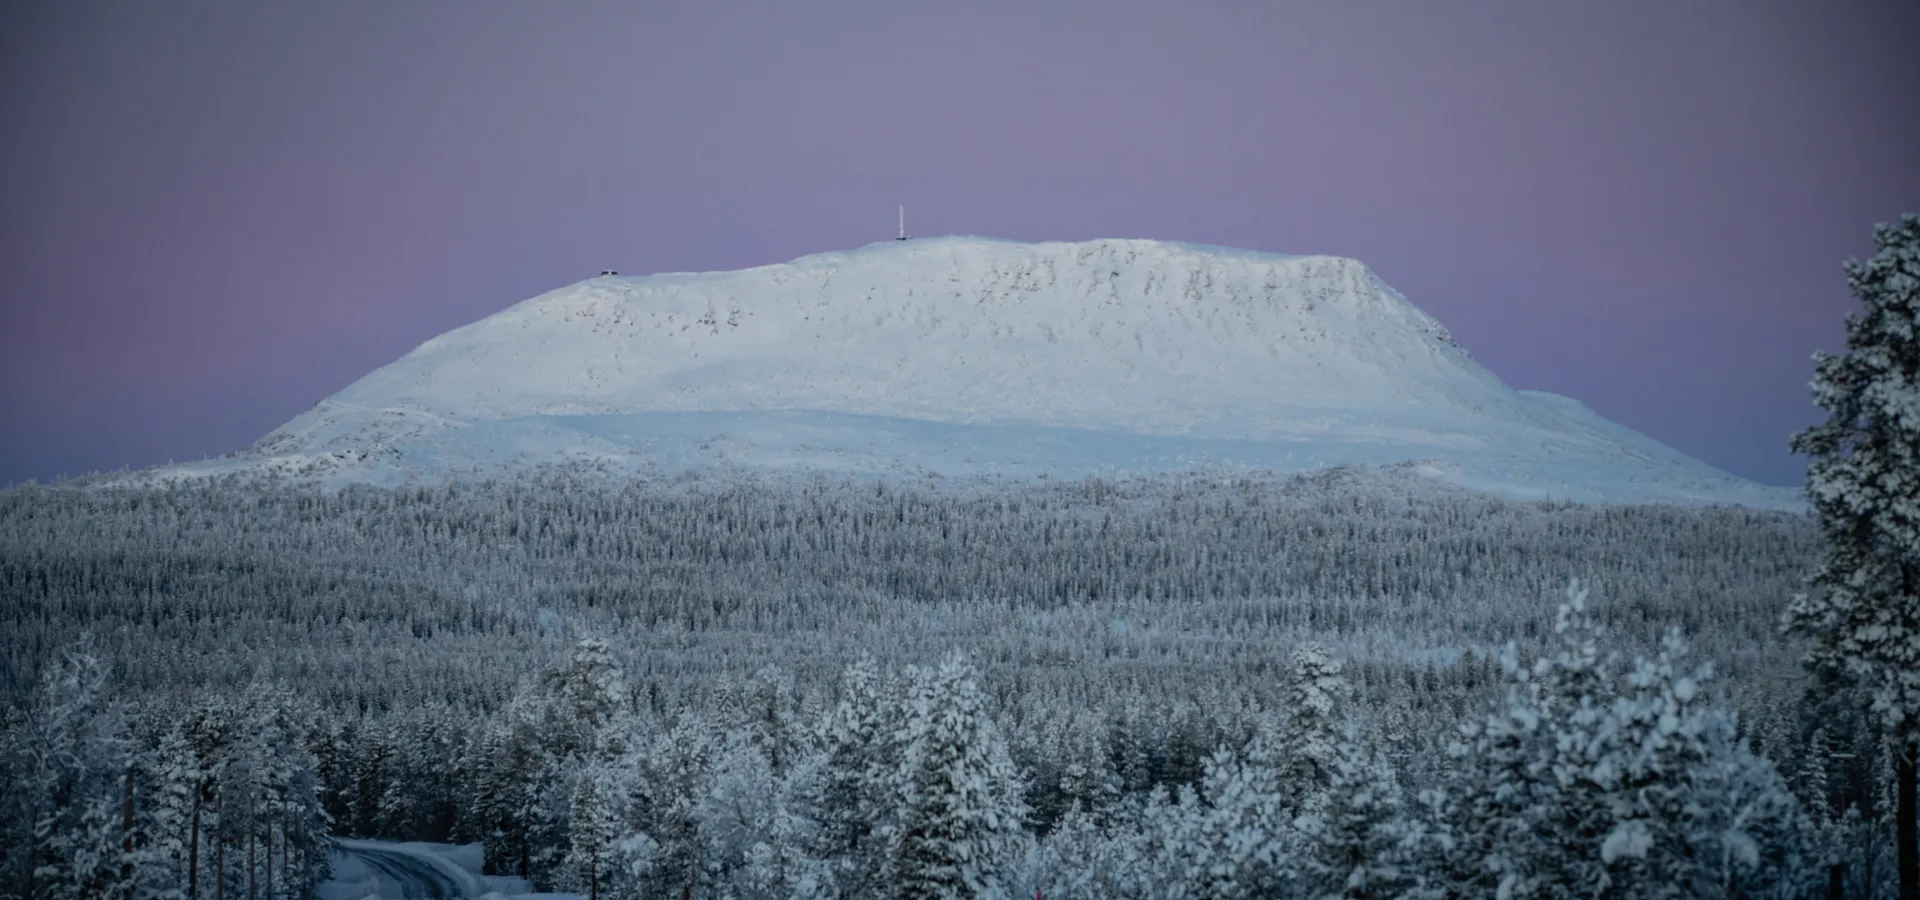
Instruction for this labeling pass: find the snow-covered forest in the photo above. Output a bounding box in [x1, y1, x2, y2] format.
[0, 466, 1902, 896]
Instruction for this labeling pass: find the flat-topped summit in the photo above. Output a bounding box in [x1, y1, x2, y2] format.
[212, 237, 1791, 507]
[261, 238, 1494, 444]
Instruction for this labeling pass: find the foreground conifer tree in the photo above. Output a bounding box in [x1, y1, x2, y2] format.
[1275, 643, 1348, 815]
[15, 648, 131, 900]
[809, 658, 899, 898]
[1300, 728, 1429, 900]
[890, 655, 1028, 900]
[1786, 213, 1920, 900]
[1445, 583, 1812, 897]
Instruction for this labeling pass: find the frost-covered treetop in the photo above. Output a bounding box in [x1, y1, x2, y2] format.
[1789, 212, 1920, 736]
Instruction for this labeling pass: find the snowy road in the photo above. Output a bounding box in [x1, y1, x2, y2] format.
[331, 839, 485, 899]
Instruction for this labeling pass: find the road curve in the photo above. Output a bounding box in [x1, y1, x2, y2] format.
[332, 839, 482, 899]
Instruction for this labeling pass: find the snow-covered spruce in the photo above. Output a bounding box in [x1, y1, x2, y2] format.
[1789, 213, 1920, 739]
[1786, 212, 1920, 900]
[888, 655, 1030, 900]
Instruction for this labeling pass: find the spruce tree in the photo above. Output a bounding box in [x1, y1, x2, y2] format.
[1275, 643, 1348, 814]
[146, 726, 201, 897]
[1301, 728, 1426, 900]
[19, 646, 134, 900]
[1596, 632, 1812, 897]
[564, 763, 623, 900]
[889, 655, 1028, 900]
[541, 638, 628, 761]
[1179, 748, 1294, 900]
[1786, 212, 1920, 900]
[808, 657, 899, 897]
[636, 715, 715, 899]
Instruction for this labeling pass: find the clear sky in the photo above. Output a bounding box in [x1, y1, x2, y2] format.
[1, 0, 1915, 488]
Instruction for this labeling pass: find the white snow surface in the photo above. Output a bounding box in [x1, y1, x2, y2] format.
[320, 839, 574, 900]
[175, 237, 1792, 508]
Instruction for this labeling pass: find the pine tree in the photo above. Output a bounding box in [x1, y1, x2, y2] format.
[344, 725, 391, 838]
[1594, 632, 1809, 897]
[1181, 748, 1294, 900]
[1442, 644, 1558, 897]
[635, 715, 715, 899]
[1533, 586, 1623, 898]
[698, 733, 780, 892]
[1053, 727, 1121, 826]
[180, 700, 233, 900]
[1301, 728, 1428, 900]
[466, 716, 537, 878]
[700, 730, 828, 899]
[541, 637, 628, 761]
[1025, 805, 1127, 900]
[255, 696, 329, 899]
[1444, 586, 1819, 898]
[889, 655, 1028, 900]
[807, 657, 900, 897]
[20, 645, 136, 900]
[144, 726, 202, 898]
[736, 666, 807, 775]
[1275, 643, 1348, 814]
[1787, 212, 1920, 900]
[563, 762, 624, 900]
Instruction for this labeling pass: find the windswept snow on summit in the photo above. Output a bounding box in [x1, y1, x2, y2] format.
[217, 237, 1791, 508]
[257, 238, 1498, 446]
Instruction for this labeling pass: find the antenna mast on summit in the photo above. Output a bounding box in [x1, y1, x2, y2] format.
[896, 204, 910, 241]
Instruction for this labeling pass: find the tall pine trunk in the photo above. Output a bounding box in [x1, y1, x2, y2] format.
[123, 767, 136, 900]
[1900, 739, 1917, 900]
[216, 829, 225, 900]
[189, 794, 201, 900]
[1869, 829, 1880, 900]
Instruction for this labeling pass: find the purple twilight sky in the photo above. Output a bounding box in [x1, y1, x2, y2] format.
[2, 0, 1916, 488]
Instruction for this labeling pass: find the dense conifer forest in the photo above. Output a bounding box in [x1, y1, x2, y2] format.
[0, 467, 1903, 896]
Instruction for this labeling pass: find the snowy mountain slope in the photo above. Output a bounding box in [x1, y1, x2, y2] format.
[202, 237, 1793, 507]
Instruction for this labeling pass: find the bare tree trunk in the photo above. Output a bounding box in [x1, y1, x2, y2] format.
[1869, 828, 1879, 900]
[1828, 861, 1846, 900]
[123, 768, 136, 900]
[264, 822, 273, 900]
[1900, 739, 1917, 900]
[189, 795, 201, 900]
[216, 830, 225, 900]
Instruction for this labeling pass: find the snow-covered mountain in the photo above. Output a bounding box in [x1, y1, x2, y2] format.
[197, 237, 1792, 507]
